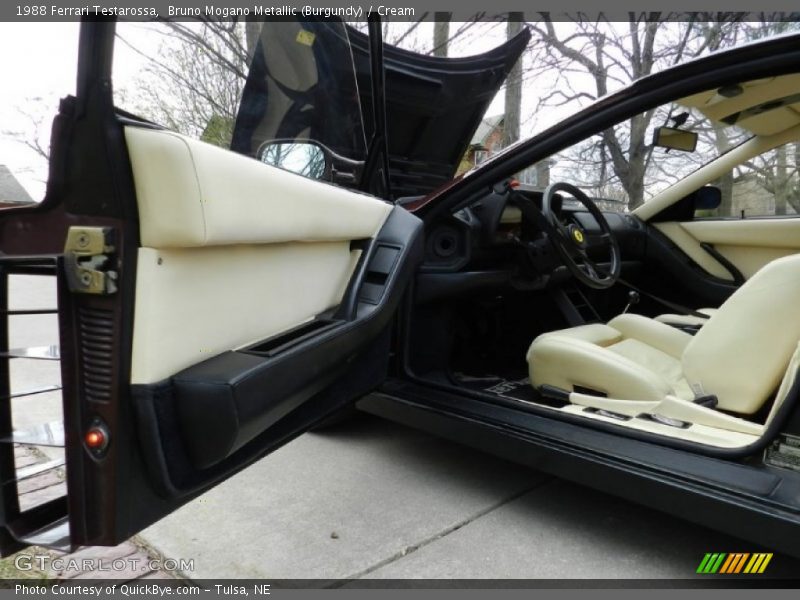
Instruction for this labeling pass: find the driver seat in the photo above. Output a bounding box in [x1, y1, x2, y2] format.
[526, 254, 800, 414]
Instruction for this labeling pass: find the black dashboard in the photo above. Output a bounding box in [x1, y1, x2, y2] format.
[416, 184, 648, 303]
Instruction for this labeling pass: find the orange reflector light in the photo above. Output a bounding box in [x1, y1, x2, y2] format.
[85, 429, 106, 449]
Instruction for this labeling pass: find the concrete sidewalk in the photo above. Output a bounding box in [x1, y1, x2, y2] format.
[143, 416, 546, 580]
[141, 414, 800, 580]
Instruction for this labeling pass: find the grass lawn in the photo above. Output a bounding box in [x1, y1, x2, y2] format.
[0, 548, 50, 582]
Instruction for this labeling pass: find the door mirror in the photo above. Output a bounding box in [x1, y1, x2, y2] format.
[259, 141, 329, 180]
[653, 126, 698, 152]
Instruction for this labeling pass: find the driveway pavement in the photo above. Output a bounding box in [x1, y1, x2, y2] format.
[141, 414, 800, 581]
[10, 274, 800, 582]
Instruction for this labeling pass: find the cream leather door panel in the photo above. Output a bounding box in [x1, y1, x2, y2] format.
[131, 243, 360, 384]
[125, 127, 393, 385]
[653, 222, 734, 281]
[123, 122, 423, 484]
[654, 219, 800, 280]
[125, 127, 391, 248]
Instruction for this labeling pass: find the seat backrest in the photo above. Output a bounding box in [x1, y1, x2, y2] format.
[682, 253, 800, 414]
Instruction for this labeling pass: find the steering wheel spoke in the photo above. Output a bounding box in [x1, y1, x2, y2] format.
[578, 255, 608, 281]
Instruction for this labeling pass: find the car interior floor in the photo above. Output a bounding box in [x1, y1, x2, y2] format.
[407, 289, 573, 408]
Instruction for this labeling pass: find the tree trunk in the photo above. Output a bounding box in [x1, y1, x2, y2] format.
[791, 143, 800, 214]
[625, 155, 646, 210]
[775, 145, 788, 215]
[503, 15, 524, 148]
[433, 14, 451, 58]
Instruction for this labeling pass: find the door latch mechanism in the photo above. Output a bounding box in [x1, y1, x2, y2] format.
[63, 227, 118, 295]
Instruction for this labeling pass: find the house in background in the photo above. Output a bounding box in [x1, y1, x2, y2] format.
[458, 115, 552, 188]
[461, 115, 505, 171]
[0, 165, 34, 208]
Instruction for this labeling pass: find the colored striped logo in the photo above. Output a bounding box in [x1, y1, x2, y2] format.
[696, 552, 773, 574]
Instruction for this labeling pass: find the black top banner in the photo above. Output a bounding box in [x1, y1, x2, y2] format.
[3, 1, 800, 22]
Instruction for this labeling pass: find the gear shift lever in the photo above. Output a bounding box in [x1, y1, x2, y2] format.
[623, 290, 640, 314]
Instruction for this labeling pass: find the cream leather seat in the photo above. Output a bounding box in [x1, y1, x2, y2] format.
[527, 254, 800, 415]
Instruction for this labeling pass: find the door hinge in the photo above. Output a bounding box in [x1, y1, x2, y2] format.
[63, 227, 118, 295]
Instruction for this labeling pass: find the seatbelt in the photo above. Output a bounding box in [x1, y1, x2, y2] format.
[616, 277, 710, 320]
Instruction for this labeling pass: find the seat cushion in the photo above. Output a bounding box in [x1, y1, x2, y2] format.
[527, 316, 693, 402]
[606, 339, 684, 385]
[607, 313, 693, 358]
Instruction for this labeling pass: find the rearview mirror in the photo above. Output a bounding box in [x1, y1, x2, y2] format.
[652, 126, 698, 152]
[259, 141, 329, 180]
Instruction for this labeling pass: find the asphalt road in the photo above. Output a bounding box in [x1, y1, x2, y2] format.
[11, 274, 800, 581]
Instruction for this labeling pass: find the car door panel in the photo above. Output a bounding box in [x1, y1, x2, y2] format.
[681, 218, 800, 279]
[125, 126, 394, 384]
[131, 202, 423, 485]
[641, 223, 740, 308]
[126, 127, 391, 248]
[122, 112, 423, 515]
[654, 218, 800, 285]
[652, 222, 737, 281]
[131, 242, 359, 384]
[68, 123, 420, 545]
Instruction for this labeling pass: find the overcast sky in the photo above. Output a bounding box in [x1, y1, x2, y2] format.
[0, 23, 79, 198]
[0, 22, 160, 199]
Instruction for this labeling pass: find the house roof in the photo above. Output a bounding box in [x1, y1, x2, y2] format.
[471, 115, 504, 147]
[0, 165, 33, 204]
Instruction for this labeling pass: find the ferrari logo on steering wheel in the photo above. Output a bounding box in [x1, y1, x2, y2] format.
[572, 229, 585, 244]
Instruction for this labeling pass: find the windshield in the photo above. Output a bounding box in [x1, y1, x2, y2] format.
[545, 101, 752, 212]
[536, 74, 800, 214]
[230, 19, 367, 163]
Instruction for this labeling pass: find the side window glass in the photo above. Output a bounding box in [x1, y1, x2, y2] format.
[113, 21, 365, 186]
[698, 141, 800, 218]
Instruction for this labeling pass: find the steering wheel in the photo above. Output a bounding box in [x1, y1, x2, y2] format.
[542, 182, 621, 290]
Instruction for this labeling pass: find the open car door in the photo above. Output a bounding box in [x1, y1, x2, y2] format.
[0, 19, 424, 553]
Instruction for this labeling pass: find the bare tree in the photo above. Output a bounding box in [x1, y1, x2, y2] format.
[735, 147, 800, 215]
[350, 16, 485, 55]
[1, 97, 54, 161]
[0, 96, 58, 191]
[525, 14, 751, 209]
[117, 20, 251, 148]
[726, 18, 800, 216]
